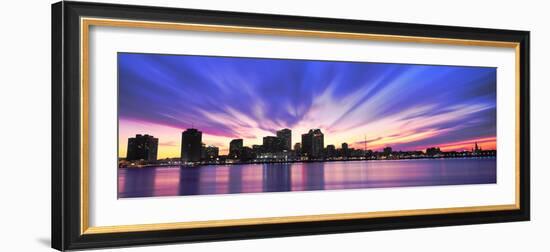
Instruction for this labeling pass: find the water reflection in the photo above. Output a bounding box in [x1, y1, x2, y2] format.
[119, 167, 156, 198]
[118, 158, 496, 198]
[179, 167, 200, 196]
[263, 163, 292, 192]
[302, 162, 325, 191]
[228, 166, 243, 194]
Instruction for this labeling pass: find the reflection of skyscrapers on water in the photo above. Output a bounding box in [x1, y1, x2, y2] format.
[181, 128, 202, 162]
[126, 134, 158, 161]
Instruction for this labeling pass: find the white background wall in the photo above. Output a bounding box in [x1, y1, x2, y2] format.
[0, 0, 547, 251]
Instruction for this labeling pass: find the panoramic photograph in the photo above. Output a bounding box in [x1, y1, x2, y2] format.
[117, 52, 497, 198]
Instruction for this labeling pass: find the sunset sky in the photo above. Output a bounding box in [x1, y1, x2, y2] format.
[118, 53, 497, 159]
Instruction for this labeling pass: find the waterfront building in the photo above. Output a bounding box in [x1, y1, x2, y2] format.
[383, 146, 393, 157]
[263, 136, 280, 153]
[240, 146, 255, 161]
[326, 144, 336, 158]
[301, 129, 324, 159]
[426, 147, 441, 156]
[204, 146, 219, 161]
[126, 134, 158, 161]
[252, 144, 262, 154]
[341, 142, 349, 158]
[181, 128, 202, 163]
[229, 139, 244, 159]
[200, 143, 206, 160]
[276, 128, 292, 151]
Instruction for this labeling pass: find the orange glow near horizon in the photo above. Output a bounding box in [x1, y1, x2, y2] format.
[437, 137, 496, 152]
[119, 117, 496, 159]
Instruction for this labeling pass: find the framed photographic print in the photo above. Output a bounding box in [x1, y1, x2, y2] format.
[52, 1, 530, 250]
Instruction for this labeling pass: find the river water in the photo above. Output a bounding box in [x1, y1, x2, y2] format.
[118, 158, 496, 198]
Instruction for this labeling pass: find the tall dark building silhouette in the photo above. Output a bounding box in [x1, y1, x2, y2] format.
[276, 128, 292, 151]
[301, 135, 311, 156]
[200, 143, 206, 160]
[252, 144, 262, 154]
[326, 144, 336, 158]
[263, 136, 279, 153]
[240, 146, 255, 161]
[341, 142, 349, 158]
[472, 142, 482, 155]
[126, 134, 158, 161]
[181, 128, 202, 163]
[229, 139, 243, 159]
[383, 146, 393, 156]
[301, 129, 324, 158]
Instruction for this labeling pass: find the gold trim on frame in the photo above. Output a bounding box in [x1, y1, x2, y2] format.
[84, 204, 517, 234]
[80, 17, 522, 235]
[81, 18, 90, 234]
[515, 44, 521, 209]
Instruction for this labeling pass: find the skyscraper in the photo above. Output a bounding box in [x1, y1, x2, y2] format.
[229, 139, 243, 159]
[252, 144, 262, 153]
[263, 136, 279, 153]
[126, 134, 158, 161]
[383, 146, 393, 156]
[240, 146, 254, 161]
[341, 142, 349, 158]
[301, 129, 324, 159]
[276, 128, 292, 151]
[200, 143, 206, 160]
[326, 144, 336, 158]
[181, 128, 202, 163]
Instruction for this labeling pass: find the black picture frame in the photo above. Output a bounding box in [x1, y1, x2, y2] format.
[52, 1, 530, 251]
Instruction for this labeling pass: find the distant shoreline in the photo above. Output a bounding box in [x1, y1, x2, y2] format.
[119, 155, 497, 169]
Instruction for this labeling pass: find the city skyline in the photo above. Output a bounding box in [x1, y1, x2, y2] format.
[118, 53, 497, 159]
[119, 128, 496, 168]
[122, 126, 495, 163]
